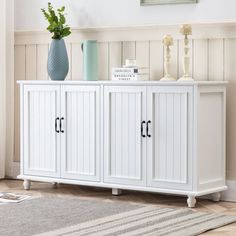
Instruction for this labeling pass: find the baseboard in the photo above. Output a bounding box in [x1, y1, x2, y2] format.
[7, 162, 236, 202]
[221, 180, 236, 202]
[10, 161, 20, 179]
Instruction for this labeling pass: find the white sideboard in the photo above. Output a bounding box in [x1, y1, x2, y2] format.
[17, 80, 227, 207]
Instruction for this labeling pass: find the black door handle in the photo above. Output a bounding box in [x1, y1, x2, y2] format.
[60, 117, 64, 133]
[55, 118, 60, 133]
[146, 120, 151, 138]
[141, 121, 146, 138]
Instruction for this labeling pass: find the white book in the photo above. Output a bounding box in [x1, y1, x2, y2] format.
[112, 67, 149, 74]
[0, 193, 31, 203]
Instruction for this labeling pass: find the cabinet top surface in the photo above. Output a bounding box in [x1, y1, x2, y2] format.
[17, 80, 228, 86]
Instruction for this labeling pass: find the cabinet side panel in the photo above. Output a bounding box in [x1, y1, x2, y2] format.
[198, 87, 226, 190]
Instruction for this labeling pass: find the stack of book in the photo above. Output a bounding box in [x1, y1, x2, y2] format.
[112, 67, 149, 81]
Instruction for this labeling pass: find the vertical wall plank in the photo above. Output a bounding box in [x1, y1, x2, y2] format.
[26, 44, 37, 80]
[193, 39, 208, 81]
[98, 42, 109, 80]
[136, 41, 150, 80]
[122, 41, 136, 65]
[208, 39, 224, 81]
[71, 43, 83, 80]
[150, 40, 163, 81]
[37, 44, 49, 80]
[224, 39, 236, 179]
[109, 42, 122, 78]
[14, 45, 26, 162]
[66, 43, 72, 80]
[136, 41, 149, 68]
[15, 45, 26, 80]
[178, 39, 193, 79]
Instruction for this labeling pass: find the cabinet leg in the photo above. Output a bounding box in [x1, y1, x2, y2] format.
[23, 180, 31, 190]
[212, 192, 221, 202]
[112, 188, 122, 196]
[187, 195, 196, 208]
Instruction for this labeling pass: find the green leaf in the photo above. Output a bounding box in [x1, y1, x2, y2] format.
[41, 2, 71, 39]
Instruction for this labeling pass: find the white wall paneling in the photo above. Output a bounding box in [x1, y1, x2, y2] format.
[71, 43, 83, 80]
[224, 38, 236, 181]
[26, 44, 37, 80]
[208, 39, 224, 81]
[192, 39, 208, 81]
[150, 40, 164, 81]
[15, 45, 26, 164]
[66, 43, 72, 80]
[37, 44, 49, 80]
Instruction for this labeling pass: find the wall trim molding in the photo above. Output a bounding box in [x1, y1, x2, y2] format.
[14, 22, 236, 45]
[10, 161, 236, 202]
[11, 161, 20, 179]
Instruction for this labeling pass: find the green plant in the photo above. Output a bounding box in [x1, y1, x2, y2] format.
[41, 2, 71, 40]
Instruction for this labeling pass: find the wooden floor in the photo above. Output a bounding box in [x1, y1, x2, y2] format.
[0, 180, 236, 235]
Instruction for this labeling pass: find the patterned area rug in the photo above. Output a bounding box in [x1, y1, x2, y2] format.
[36, 205, 236, 236]
[0, 196, 235, 236]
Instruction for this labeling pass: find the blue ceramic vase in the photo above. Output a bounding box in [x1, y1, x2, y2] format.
[47, 39, 69, 81]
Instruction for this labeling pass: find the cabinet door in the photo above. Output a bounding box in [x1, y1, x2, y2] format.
[23, 85, 61, 177]
[60, 86, 100, 182]
[104, 86, 146, 186]
[147, 86, 193, 190]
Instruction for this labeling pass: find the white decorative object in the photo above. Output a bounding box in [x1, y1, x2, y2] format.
[161, 35, 176, 81]
[179, 24, 194, 81]
[17, 80, 227, 208]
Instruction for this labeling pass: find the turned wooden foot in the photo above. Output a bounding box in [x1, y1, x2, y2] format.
[112, 188, 122, 196]
[187, 195, 196, 208]
[212, 192, 221, 202]
[23, 179, 31, 190]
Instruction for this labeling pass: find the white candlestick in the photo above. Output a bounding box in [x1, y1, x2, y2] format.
[161, 35, 176, 81]
[179, 24, 194, 81]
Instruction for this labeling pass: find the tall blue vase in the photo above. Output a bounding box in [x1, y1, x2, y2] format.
[47, 39, 69, 81]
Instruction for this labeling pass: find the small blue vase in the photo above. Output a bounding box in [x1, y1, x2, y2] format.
[47, 39, 69, 81]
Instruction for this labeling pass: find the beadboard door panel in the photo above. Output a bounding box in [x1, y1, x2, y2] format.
[23, 85, 60, 177]
[104, 86, 146, 186]
[147, 86, 193, 190]
[60, 85, 100, 181]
